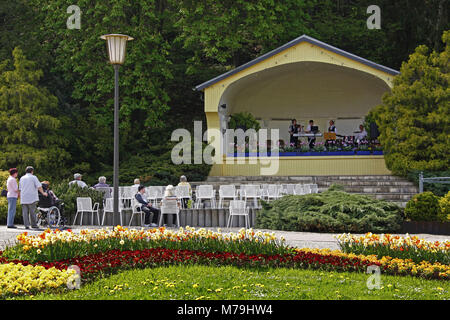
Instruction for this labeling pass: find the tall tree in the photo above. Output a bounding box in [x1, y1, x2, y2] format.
[177, 0, 314, 73]
[369, 31, 450, 176]
[0, 47, 71, 178]
[29, 0, 175, 155]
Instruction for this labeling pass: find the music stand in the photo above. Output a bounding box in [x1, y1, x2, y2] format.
[324, 132, 336, 140]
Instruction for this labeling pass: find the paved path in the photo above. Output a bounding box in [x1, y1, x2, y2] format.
[0, 225, 448, 251]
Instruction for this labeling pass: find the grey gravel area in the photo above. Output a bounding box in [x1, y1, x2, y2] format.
[0, 225, 448, 251]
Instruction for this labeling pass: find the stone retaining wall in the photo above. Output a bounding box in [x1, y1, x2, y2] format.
[73, 208, 259, 228]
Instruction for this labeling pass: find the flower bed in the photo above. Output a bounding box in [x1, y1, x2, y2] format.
[0, 262, 76, 298]
[3, 227, 290, 263]
[336, 233, 450, 264]
[1, 246, 448, 287]
[1, 228, 449, 298]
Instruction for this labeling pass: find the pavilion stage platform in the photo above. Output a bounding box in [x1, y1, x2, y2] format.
[209, 155, 391, 177]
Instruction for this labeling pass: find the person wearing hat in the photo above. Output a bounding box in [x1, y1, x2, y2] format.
[135, 185, 160, 227]
[19, 166, 47, 229]
[6, 168, 19, 228]
[69, 173, 88, 188]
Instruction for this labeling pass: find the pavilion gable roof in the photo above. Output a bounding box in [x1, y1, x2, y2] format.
[195, 35, 399, 91]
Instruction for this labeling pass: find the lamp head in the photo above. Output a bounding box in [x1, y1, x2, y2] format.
[100, 34, 133, 65]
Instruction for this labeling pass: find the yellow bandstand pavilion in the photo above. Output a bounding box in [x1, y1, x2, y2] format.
[195, 35, 400, 177]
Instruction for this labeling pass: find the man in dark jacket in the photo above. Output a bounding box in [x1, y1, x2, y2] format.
[135, 185, 160, 227]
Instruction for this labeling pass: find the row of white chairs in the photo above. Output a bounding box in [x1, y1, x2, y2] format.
[95, 186, 192, 208]
[73, 196, 181, 228]
[93, 183, 319, 211]
[73, 196, 252, 229]
[194, 183, 319, 209]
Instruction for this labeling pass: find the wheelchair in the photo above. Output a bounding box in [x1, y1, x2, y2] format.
[36, 206, 62, 228]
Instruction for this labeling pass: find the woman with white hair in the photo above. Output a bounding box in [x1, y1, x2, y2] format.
[160, 185, 180, 227]
[132, 179, 140, 187]
[93, 176, 110, 189]
[163, 185, 177, 198]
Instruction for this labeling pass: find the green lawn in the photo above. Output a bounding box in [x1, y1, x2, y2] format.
[15, 265, 450, 300]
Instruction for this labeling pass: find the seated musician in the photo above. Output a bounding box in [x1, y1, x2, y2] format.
[355, 124, 368, 143]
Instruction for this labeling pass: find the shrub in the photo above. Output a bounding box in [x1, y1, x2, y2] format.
[404, 192, 442, 222]
[257, 190, 403, 233]
[0, 170, 9, 223]
[228, 112, 261, 131]
[369, 31, 450, 176]
[0, 170, 22, 224]
[51, 181, 104, 220]
[439, 191, 450, 222]
[327, 183, 345, 192]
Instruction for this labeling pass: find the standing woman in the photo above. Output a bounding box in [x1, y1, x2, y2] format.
[6, 168, 19, 228]
[328, 120, 337, 134]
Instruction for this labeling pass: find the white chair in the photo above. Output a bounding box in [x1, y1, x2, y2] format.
[146, 186, 164, 207]
[260, 184, 270, 201]
[129, 195, 144, 227]
[175, 185, 192, 208]
[120, 186, 135, 209]
[73, 197, 100, 226]
[159, 198, 180, 227]
[266, 184, 282, 201]
[227, 200, 250, 229]
[96, 187, 112, 201]
[218, 185, 237, 208]
[102, 198, 125, 226]
[121, 186, 134, 199]
[309, 184, 319, 194]
[195, 185, 216, 209]
[282, 184, 296, 195]
[294, 184, 308, 195]
[240, 185, 262, 208]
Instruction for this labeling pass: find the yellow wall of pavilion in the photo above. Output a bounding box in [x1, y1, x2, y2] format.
[209, 156, 391, 176]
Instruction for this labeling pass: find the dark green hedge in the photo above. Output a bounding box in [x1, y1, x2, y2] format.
[256, 190, 403, 233]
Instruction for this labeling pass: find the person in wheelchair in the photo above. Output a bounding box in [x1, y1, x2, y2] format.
[38, 181, 66, 226]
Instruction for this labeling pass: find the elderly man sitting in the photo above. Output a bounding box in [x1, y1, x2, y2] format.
[69, 173, 88, 188]
[135, 185, 160, 227]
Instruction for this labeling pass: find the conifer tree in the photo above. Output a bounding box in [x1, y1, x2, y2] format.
[0, 47, 70, 178]
[370, 31, 449, 176]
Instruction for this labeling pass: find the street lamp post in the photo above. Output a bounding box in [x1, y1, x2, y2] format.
[100, 34, 133, 227]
